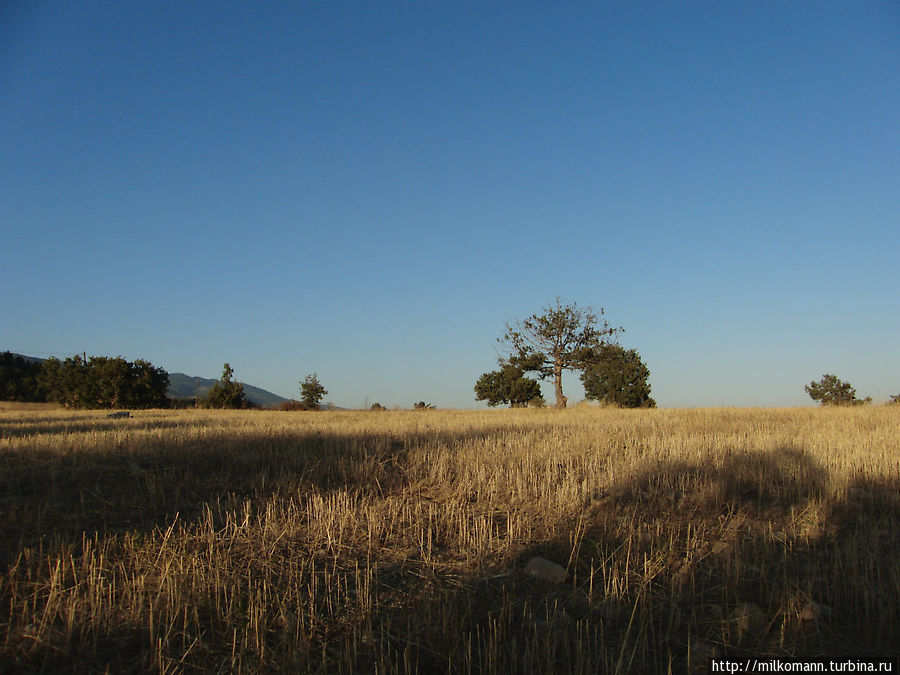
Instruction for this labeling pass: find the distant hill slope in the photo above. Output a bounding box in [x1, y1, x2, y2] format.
[167, 373, 289, 407]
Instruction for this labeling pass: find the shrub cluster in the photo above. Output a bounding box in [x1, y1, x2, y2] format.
[40, 355, 169, 409]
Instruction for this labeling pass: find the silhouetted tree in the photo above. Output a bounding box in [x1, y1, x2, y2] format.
[0, 352, 45, 401]
[300, 373, 327, 410]
[805, 374, 871, 406]
[474, 363, 543, 407]
[204, 363, 247, 409]
[500, 298, 622, 408]
[580, 344, 655, 408]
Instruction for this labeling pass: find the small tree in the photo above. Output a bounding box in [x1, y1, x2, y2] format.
[474, 363, 543, 407]
[500, 298, 622, 408]
[804, 374, 870, 406]
[205, 363, 247, 409]
[300, 373, 327, 410]
[580, 344, 655, 408]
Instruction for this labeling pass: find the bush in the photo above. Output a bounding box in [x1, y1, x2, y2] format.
[805, 374, 871, 406]
[413, 401, 436, 410]
[277, 399, 316, 411]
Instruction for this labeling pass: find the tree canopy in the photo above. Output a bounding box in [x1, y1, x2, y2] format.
[500, 298, 622, 408]
[474, 363, 543, 408]
[300, 373, 327, 410]
[204, 363, 248, 409]
[804, 374, 870, 406]
[580, 343, 655, 408]
[39, 354, 169, 408]
[0, 352, 46, 402]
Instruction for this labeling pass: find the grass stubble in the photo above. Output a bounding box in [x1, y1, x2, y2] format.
[0, 406, 898, 673]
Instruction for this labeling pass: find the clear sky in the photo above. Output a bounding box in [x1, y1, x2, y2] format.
[2, 1, 898, 408]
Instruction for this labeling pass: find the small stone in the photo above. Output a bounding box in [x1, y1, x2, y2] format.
[524, 556, 568, 584]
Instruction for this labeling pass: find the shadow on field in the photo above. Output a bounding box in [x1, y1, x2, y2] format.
[0, 423, 520, 568]
[4, 428, 899, 673]
[0, 416, 221, 439]
[455, 447, 900, 672]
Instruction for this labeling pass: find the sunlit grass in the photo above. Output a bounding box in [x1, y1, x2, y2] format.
[1, 406, 898, 672]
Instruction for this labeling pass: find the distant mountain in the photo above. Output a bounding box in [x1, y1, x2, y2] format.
[167, 373, 289, 408]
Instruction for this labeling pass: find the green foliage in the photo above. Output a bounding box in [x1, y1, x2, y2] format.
[413, 401, 436, 410]
[804, 374, 871, 406]
[501, 298, 622, 408]
[300, 373, 328, 410]
[580, 344, 655, 408]
[204, 363, 248, 409]
[0, 352, 46, 401]
[370, 402, 387, 411]
[474, 363, 543, 408]
[38, 354, 169, 408]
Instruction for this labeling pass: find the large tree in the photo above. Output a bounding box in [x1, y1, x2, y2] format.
[474, 363, 543, 408]
[580, 343, 655, 408]
[500, 298, 622, 408]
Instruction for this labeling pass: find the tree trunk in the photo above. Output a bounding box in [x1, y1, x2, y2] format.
[554, 366, 567, 408]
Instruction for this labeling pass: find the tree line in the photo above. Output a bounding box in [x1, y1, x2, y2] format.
[5, 301, 895, 409]
[1, 352, 169, 408]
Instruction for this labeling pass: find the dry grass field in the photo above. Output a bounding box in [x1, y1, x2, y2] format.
[1, 406, 898, 673]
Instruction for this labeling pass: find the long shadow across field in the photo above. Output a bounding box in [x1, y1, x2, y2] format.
[0, 421, 520, 567]
[4, 425, 899, 673]
[441, 447, 900, 672]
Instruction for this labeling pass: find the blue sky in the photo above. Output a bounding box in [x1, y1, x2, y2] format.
[2, 1, 898, 408]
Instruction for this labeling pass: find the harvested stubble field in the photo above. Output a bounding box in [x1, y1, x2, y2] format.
[1, 406, 898, 673]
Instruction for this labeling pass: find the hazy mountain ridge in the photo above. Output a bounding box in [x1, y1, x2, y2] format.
[167, 373, 289, 407]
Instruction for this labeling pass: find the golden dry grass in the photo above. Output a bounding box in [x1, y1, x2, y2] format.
[1, 406, 898, 673]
